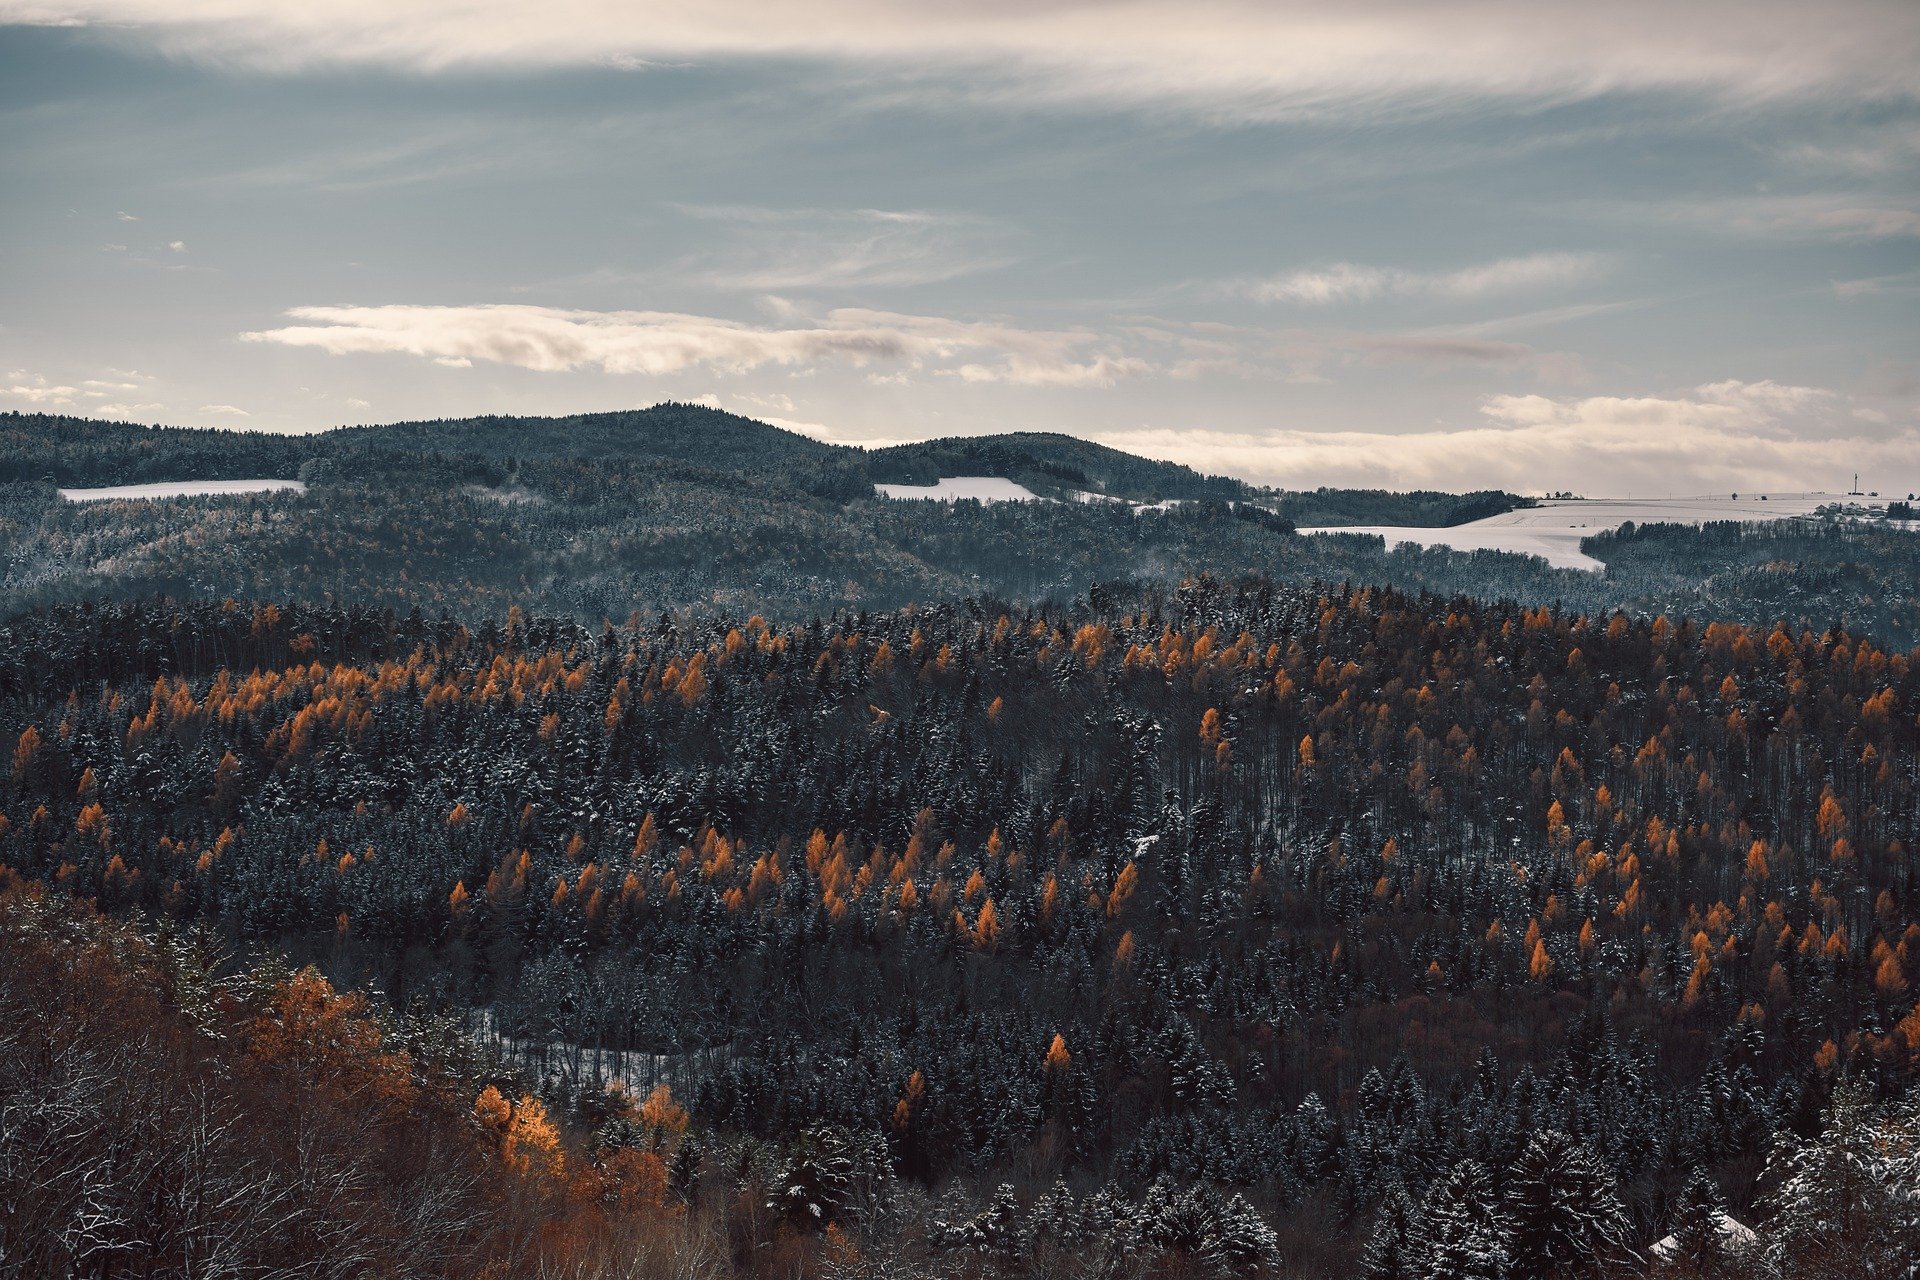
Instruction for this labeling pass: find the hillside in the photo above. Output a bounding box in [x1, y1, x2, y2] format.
[3, 584, 1917, 1276]
[3, 408, 1918, 1279]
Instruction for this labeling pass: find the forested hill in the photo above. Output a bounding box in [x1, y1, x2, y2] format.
[7, 410, 1920, 645]
[325, 404, 874, 499]
[2, 406, 1527, 516]
[1, 406, 1250, 505]
[1, 412, 312, 484]
[2, 582, 1917, 1275]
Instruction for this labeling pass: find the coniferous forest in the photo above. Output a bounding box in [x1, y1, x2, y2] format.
[3, 411, 1920, 1279]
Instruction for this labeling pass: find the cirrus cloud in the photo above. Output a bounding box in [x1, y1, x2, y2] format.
[670, 206, 1017, 292]
[1235, 252, 1609, 306]
[9, 0, 1918, 117]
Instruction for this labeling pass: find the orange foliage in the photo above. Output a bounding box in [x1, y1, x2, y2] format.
[1045, 1033, 1071, 1072]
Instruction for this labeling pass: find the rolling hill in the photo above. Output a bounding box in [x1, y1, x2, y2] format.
[2, 407, 1917, 643]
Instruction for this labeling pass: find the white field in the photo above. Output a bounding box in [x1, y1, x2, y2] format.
[1302, 493, 1848, 573]
[60, 479, 307, 502]
[875, 476, 1046, 503]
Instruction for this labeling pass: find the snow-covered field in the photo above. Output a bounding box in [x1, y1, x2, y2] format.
[60, 479, 307, 502]
[875, 476, 1046, 503]
[1302, 493, 1849, 573]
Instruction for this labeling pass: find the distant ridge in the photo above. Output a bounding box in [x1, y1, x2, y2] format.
[1, 405, 1915, 646]
[2, 404, 1528, 525]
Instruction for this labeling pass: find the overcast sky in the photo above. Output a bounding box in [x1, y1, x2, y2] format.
[3, 1, 1917, 495]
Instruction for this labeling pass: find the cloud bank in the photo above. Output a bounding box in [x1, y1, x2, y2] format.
[240, 303, 1596, 388]
[1092, 380, 1918, 493]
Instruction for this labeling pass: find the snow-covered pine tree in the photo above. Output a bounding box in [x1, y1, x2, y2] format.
[768, 1126, 856, 1232]
[1659, 1171, 1733, 1278]
[1505, 1129, 1630, 1276]
[1202, 1193, 1279, 1274]
[1139, 1176, 1209, 1257]
[1292, 1092, 1338, 1184]
[1416, 1158, 1512, 1280]
[1360, 1182, 1418, 1280]
[973, 1183, 1024, 1264]
[1029, 1178, 1087, 1249]
[1763, 1081, 1917, 1279]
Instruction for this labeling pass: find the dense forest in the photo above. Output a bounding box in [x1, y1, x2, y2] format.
[3, 581, 1920, 1276]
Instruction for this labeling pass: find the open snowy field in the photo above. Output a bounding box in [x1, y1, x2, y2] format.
[59, 479, 307, 502]
[875, 476, 1045, 503]
[1302, 493, 1851, 572]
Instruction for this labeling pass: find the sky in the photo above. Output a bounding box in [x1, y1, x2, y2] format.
[2, 0, 1918, 496]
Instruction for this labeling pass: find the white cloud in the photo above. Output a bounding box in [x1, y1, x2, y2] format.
[0, 374, 156, 408]
[949, 353, 1149, 389]
[1243, 263, 1394, 306]
[1090, 379, 1916, 493]
[1834, 269, 1920, 298]
[3, 383, 82, 405]
[672, 206, 1015, 291]
[13, 1, 1917, 115]
[199, 402, 249, 415]
[1237, 252, 1607, 306]
[239, 303, 1148, 388]
[168, 240, 188, 253]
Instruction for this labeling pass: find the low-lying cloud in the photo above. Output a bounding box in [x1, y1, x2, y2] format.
[1091, 380, 1918, 494]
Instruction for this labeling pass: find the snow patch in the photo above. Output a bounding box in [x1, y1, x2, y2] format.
[875, 476, 1048, 504]
[60, 479, 307, 502]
